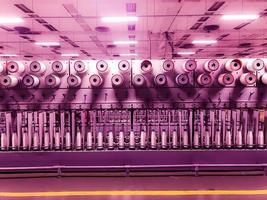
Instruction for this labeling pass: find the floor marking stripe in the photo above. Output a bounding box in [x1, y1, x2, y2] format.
[1, 190, 267, 197]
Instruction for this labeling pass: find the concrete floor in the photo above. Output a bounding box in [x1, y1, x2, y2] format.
[0, 176, 267, 199]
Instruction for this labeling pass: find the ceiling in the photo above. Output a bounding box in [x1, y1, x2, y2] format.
[0, 0, 267, 60]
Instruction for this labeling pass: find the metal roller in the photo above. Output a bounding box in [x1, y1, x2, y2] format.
[29, 61, 46, 75]
[204, 59, 220, 72]
[89, 74, 103, 88]
[22, 75, 40, 88]
[45, 74, 61, 87]
[246, 59, 264, 72]
[162, 60, 174, 72]
[225, 59, 242, 72]
[218, 73, 234, 85]
[183, 60, 197, 72]
[67, 75, 82, 87]
[118, 60, 130, 73]
[197, 74, 212, 86]
[154, 74, 167, 86]
[111, 74, 124, 87]
[133, 74, 146, 87]
[140, 60, 152, 74]
[52, 61, 67, 74]
[96, 60, 109, 74]
[74, 60, 87, 74]
[0, 75, 19, 88]
[240, 73, 257, 85]
[6, 61, 25, 74]
[175, 74, 189, 86]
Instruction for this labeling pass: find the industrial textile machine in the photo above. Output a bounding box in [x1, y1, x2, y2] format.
[1, 58, 267, 176]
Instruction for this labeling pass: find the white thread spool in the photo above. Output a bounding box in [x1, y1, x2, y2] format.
[140, 60, 152, 74]
[154, 74, 167, 86]
[86, 132, 93, 150]
[204, 59, 220, 72]
[29, 61, 46, 75]
[7, 61, 25, 74]
[225, 59, 242, 72]
[97, 131, 103, 149]
[172, 130, 178, 149]
[163, 60, 174, 72]
[118, 60, 130, 73]
[183, 60, 197, 72]
[89, 74, 103, 88]
[67, 75, 81, 87]
[111, 74, 124, 87]
[240, 73, 256, 85]
[118, 131, 125, 149]
[133, 74, 146, 87]
[175, 74, 189, 85]
[45, 74, 61, 87]
[0, 75, 19, 88]
[246, 59, 264, 72]
[261, 73, 267, 85]
[96, 60, 109, 74]
[22, 75, 40, 88]
[197, 74, 212, 86]
[218, 73, 234, 85]
[129, 131, 135, 149]
[74, 60, 87, 74]
[52, 61, 67, 74]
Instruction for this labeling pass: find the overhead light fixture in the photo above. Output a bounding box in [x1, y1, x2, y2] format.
[221, 14, 259, 20]
[113, 41, 138, 45]
[35, 42, 60, 46]
[0, 17, 23, 24]
[0, 54, 18, 57]
[120, 53, 138, 56]
[101, 16, 138, 23]
[61, 53, 79, 57]
[177, 52, 195, 55]
[192, 40, 217, 44]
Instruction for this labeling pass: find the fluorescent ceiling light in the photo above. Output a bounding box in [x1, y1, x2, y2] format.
[35, 42, 60, 46]
[61, 53, 79, 57]
[113, 41, 138, 45]
[120, 53, 138, 56]
[101, 16, 138, 23]
[192, 40, 217, 44]
[221, 14, 259, 20]
[0, 17, 23, 24]
[0, 54, 17, 57]
[177, 52, 195, 55]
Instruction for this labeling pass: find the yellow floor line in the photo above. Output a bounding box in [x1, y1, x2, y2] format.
[0, 190, 267, 197]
